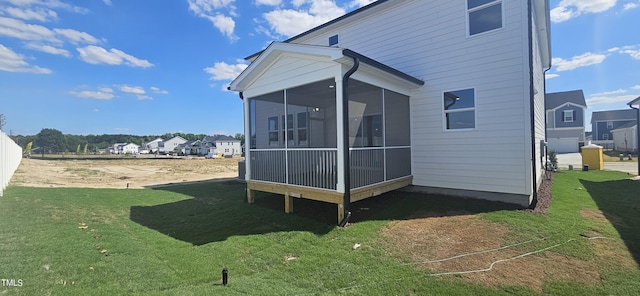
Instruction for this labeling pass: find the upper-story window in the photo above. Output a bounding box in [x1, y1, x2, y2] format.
[563, 110, 574, 122]
[606, 121, 613, 129]
[467, 0, 503, 36]
[444, 88, 476, 130]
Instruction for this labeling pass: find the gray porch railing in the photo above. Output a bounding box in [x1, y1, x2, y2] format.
[350, 148, 384, 189]
[250, 149, 338, 190]
[249, 147, 408, 191]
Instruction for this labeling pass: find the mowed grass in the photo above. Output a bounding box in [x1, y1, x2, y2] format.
[1, 171, 639, 295]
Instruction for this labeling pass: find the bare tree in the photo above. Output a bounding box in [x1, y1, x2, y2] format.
[0, 114, 5, 131]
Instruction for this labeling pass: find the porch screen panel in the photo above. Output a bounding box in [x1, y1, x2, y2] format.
[384, 90, 410, 146]
[348, 80, 383, 148]
[386, 148, 411, 180]
[250, 91, 285, 149]
[286, 79, 337, 148]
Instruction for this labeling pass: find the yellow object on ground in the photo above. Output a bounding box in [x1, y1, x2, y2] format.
[581, 144, 604, 170]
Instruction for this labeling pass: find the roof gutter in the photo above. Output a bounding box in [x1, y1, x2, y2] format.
[338, 50, 359, 227]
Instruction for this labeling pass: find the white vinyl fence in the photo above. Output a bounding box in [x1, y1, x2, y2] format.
[1, 131, 22, 196]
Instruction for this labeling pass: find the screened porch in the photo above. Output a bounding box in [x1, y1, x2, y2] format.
[230, 42, 423, 224]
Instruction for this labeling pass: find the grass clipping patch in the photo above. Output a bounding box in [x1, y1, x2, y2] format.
[381, 212, 600, 292]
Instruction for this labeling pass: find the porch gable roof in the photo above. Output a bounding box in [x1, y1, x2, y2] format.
[230, 42, 423, 94]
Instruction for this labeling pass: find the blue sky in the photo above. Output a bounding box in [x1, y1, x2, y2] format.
[0, 0, 639, 136]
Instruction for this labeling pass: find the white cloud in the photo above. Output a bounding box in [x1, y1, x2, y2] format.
[103, 0, 112, 5]
[550, 0, 617, 23]
[119, 85, 146, 95]
[1, 7, 57, 22]
[591, 89, 627, 96]
[0, 44, 51, 73]
[2, 0, 90, 14]
[150, 86, 168, 94]
[24, 42, 70, 57]
[53, 28, 99, 44]
[545, 73, 560, 79]
[188, 0, 238, 40]
[77, 46, 153, 68]
[262, 0, 346, 37]
[620, 49, 640, 60]
[99, 87, 113, 93]
[68, 90, 114, 100]
[0, 16, 61, 43]
[136, 95, 152, 100]
[205, 14, 236, 39]
[552, 52, 606, 71]
[204, 61, 248, 81]
[93, 109, 100, 112]
[587, 94, 639, 105]
[623, 2, 639, 10]
[256, 0, 281, 5]
[348, 0, 376, 8]
[632, 85, 640, 90]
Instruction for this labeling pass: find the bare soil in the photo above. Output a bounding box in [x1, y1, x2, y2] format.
[381, 213, 603, 292]
[11, 156, 240, 189]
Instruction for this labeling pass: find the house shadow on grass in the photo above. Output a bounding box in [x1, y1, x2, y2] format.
[130, 181, 522, 245]
[580, 178, 640, 266]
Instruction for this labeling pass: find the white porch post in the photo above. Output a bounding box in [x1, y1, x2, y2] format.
[335, 75, 345, 194]
[243, 96, 251, 181]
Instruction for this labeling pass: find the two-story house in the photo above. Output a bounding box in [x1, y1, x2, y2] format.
[591, 109, 636, 143]
[545, 90, 587, 153]
[230, 0, 551, 224]
[159, 136, 187, 154]
[203, 135, 242, 156]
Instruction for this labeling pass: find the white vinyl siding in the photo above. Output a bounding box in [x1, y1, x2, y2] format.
[283, 0, 541, 200]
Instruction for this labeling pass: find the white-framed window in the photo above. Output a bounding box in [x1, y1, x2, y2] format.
[443, 88, 476, 130]
[268, 116, 279, 146]
[602, 133, 609, 140]
[563, 110, 574, 122]
[467, 0, 503, 36]
[606, 121, 613, 129]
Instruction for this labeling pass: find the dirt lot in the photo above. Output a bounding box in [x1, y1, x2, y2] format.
[11, 156, 241, 189]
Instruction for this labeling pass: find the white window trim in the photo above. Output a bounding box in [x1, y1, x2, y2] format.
[466, 0, 504, 38]
[442, 87, 477, 132]
[563, 110, 574, 122]
[606, 121, 613, 129]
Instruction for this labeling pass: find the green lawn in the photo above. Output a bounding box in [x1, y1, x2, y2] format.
[1, 171, 639, 295]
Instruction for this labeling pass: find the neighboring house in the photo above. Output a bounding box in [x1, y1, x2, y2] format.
[144, 138, 163, 153]
[112, 143, 127, 154]
[545, 90, 587, 153]
[159, 136, 187, 154]
[591, 109, 636, 142]
[230, 0, 551, 223]
[611, 122, 637, 152]
[113, 143, 139, 154]
[204, 135, 242, 156]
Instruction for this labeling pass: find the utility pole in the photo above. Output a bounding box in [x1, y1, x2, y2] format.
[628, 96, 640, 176]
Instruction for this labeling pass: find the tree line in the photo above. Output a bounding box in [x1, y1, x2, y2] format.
[11, 128, 244, 154]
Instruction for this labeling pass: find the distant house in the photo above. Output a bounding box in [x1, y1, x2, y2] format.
[144, 138, 163, 153]
[545, 90, 587, 153]
[591, 109, 636, 142]
[113, 143, 139, 154]
[159, 136, 187, 154]
[204, 135, 241, 156]
[611, 122, 637, 152]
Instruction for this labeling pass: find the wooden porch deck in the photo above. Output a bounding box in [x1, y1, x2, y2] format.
[246, 175, 413, 224]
